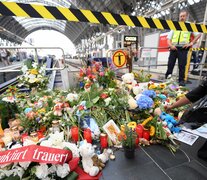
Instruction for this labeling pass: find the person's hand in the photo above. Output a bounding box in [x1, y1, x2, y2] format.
[170, 45, 177, 50]
[183, 42, 193, 49]
[164, 105, 173, 112]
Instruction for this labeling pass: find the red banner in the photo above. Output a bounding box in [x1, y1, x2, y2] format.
[158, 34, 169, 52]
[0, 145, 72, 165]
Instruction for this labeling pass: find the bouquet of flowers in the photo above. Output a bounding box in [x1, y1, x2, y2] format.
[19, 61, 48, 90]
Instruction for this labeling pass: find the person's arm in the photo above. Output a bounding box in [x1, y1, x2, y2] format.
[167, 39, 177, 50]
[165, 96, 191, 111]
[167, 31, 177, 50]
[183, 33, 201, 48]
[166, 80, 207, 111]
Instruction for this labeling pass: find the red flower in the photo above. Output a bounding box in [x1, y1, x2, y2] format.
[100, 93, 108, 99]
[78, 105, 85, 111]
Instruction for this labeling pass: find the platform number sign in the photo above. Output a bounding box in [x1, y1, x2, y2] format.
[112, 50, 127, 68]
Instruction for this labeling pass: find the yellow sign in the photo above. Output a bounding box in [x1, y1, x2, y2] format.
[112, 50, 127, 68]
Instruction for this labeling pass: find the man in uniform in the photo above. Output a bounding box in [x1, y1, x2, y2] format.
[165, 10, 201, 86]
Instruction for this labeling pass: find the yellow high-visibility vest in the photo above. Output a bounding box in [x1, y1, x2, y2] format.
[171, 31, 191, 45]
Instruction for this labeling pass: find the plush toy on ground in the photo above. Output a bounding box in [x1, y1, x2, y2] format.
[92, 154, 105, 170]
[79, 140, 99, 176]
[98, 148, 113, 163]
[159, 112, 181, 133]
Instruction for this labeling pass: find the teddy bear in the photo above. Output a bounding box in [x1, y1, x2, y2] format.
[121, 73, 137, 90]
[79, 140, 99, 176]
[132, 82, 148, 96]
[92, 154, 105, 170]
[98, 148, 113, 163]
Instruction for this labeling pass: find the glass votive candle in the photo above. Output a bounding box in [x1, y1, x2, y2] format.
[84, 128, 92, 143]
[71, 126, 79, 143]
[100, 133, 108, 149]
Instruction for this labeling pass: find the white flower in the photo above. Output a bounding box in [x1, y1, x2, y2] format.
[21, 65, 28, 74]
[32, 63, 38, 68]
[35, 164, 49, 179]
[19, 162, 31, 170]
[56, 163, 70, 178]
[104, 97, 111, 106]
[40, 140, 52, 147]
[48, 165, 56, 174]
[12, 166, 24, 179]
[62, 142, 79, 158]
[66, 93, 78, 102]
[2, 97, 16, 103]
[28, 74, 37, 83]
[49, 131, 64, 147]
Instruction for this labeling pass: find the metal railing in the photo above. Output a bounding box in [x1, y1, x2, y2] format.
[0, 46, 66, 73]
[137, 46, 206, 83]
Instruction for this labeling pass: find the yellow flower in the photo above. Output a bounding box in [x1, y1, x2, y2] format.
[159, 83, 166, 89]
[30, 69, 38, 75]
[38, 108, 46, 114]
[127, 122, 137, 130]
[149, 84, 157, 89]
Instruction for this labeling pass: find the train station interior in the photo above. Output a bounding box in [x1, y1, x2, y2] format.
[0, 0, 207, 179]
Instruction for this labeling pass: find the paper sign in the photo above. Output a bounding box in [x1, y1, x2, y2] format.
[174, 131, 199, 146]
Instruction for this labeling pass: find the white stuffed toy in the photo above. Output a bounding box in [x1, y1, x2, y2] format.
[98, 149, 113, 163]
[121, 73, 137, 90]
[79, 140, 99, 176]
[128, 95, 138, 109]
[132, 82, 148, 96]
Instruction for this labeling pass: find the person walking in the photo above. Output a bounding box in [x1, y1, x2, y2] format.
[165, 10, 201, 86]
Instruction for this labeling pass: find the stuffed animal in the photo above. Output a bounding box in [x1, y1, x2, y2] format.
[79, 140, 99, 176]
[98, 148, 113, 163]
[132, 83, 148, 95]
[92, 154, 105, 170]
[128, 96, 138, 109]
[159, 112, 181, 133]
[121, 73, 137, 90]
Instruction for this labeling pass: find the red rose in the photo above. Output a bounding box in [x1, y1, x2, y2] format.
[100, 93, 108, 99]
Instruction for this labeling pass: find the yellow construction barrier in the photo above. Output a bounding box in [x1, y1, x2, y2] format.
[0, 1, 206, 33]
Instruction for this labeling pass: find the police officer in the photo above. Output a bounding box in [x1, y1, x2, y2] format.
[165, 10, 201, 86]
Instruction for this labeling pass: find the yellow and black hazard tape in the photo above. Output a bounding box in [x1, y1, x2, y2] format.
[191, 47, 207, 51]
[0, 1, 207, 33]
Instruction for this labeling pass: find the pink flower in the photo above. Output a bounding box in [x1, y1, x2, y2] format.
[99, 72, 104, 76]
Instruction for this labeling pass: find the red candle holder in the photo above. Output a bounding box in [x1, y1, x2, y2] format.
[84, 128, 92, 143]
[100, 133, 108, 149]
[71, 126, 79, 143]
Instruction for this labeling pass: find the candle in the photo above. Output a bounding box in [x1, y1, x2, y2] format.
[84, 128, 92, 143]
[100, 133, 108, 149]
[71, 126, 79, 143]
